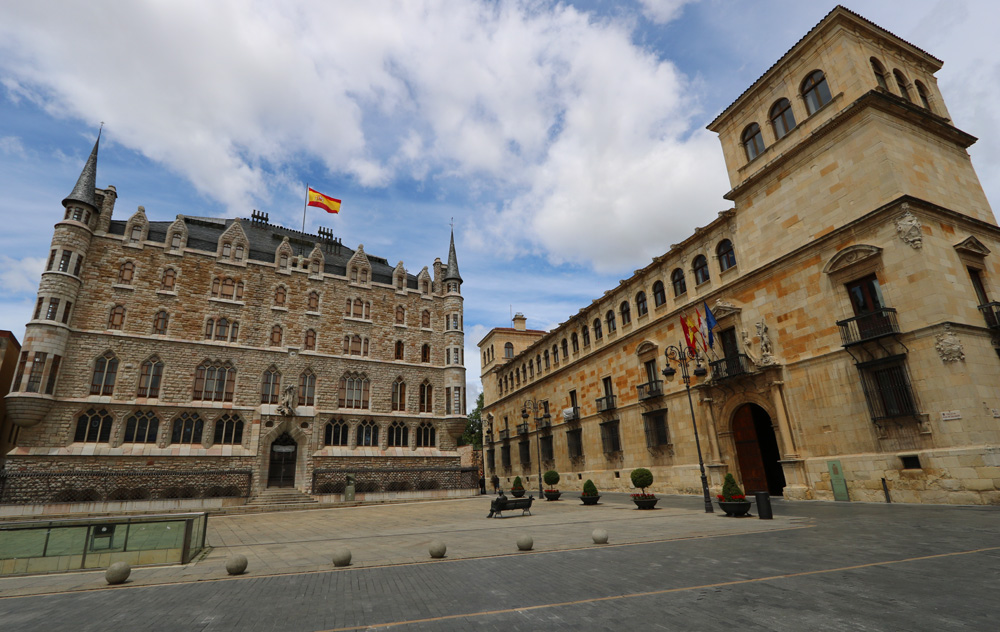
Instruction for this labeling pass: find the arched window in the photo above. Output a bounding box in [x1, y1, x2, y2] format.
[893, 69, 911, 101]
[270, 325, 283, 346]
[717, 239, 736, 271]
[802, 70, 832, 114]
[606, 310, 616, 333]
[571, 332, 579, 353]
[693, 255, 710, 285]
[171, 412, 204, 444]
[396, 305, 405, 324]
[212, 278, 221, 296]
[130, 225, 143, 243]
[161, 268, 176, 291]
[416, 421, 436, 448]
[421, 310, 431, 328]
[304, 329, 317, 351]
[213, 413, 244, 445]
[124, 410, 159, 443]
[210, 317, 233, 341]
[582, 326, 590, 346]
[279, 253, 289, 269]
[562, 338, 569, 358]
[551, 345, 559, 366]
[171, 233, 182, 250]
[324, 420, 349, 446]
[152, 310, 169, 335]
[422, 344, 431, 363]
[274, 285, 286, 306]
[222, 243, 232, 258]
[298, 370, 316, 406]
[308, 291, 319, 311]
[387, 421, 409, 447]
[769, 98, 796, 140]
[620, 301, 631, 326]
[91, 352, 118, 395]
[356, 420, 378, 446]
[870, 58, 888, 90]
[137, 357, 163, 398]
[395, 340, 405, 360]
[108, 305, 126, 330]
[741, 123, 765, 161]
[593, 318, 602, 340]
[653, 281, 666, 306]
[421, 279, 430, 294]
[234, 244, 244, 261]
[914, 80, 931, 110]
[74, 408, 113, 443]
[118, 261, 135, 284]
[359, 269, 368, 284]
[636, 291, 648, 316]
[504, 342, 514, 358]
[193, 361, 235, 402]
[392, 377, 406, 411]
[419, 381, 433, 412]
[339, 374, 370, 409]
[261, 366, 280, 404]
[221, 278, 236, 299]
[671, 268, 687, 296]
[543, 350, 550, 369]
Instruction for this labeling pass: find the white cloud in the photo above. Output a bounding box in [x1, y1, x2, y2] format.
[637, 0, 697, 25]
[0, 256, 44, 294]
[0, 136, 25, 157]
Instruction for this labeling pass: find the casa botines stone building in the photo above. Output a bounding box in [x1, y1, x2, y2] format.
[480, 6, 1000, 505]
[2, 137, 471, 514]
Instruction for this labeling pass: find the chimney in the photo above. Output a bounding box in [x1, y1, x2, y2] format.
[512, 312, 526, 331]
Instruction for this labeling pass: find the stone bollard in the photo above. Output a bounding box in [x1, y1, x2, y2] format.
[226, 554, 248, 575]
[332, 547, 352, 567]
[429, 540, 447, 559]
[592, 528, 609, 545]
[516, 534, 533, 551]
[105, 561, 131, 585]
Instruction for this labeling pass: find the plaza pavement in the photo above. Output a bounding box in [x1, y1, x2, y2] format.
[1, 493, 998, 631]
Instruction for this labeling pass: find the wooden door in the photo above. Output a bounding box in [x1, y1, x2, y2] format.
[732, 405, 768, 494]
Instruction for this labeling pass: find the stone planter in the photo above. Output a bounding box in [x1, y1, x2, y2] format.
[632, 496, 658, 510]
[580, 494, 600, 505]
[718, 500, 752, 517]
[511, 488, 526, 498]
[544, 491, 561, 501]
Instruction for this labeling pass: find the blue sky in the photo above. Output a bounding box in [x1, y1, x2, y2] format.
[1, 1, 998, 410]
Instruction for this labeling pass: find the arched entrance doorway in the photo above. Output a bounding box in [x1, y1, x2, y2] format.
[267, 432, 297, 488]
[732, 403, 786, 496]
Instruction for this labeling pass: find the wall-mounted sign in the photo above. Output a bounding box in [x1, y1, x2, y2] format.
[940, 410, 962, 421]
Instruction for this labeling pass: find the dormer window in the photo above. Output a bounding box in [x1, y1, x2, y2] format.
[130, 225, 143, 243]
[280, 253, 289, 269]
[222, 243, 232, 258]
[171, 233, 182, 250]
[741, 123, 765, 161]
[802, 70, 832, 115]
[235, 245, 244, 261]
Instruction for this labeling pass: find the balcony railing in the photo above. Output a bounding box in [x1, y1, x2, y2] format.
[636, 380, 663, 400]
[836, 308, 900, 346]
[498, 429, 509, 441]
[709, 354, 753, 381]
[516, 422, 529, 435]
[562, 406, 580, 422]
[595, 395, 616, 413]
[979, 302, 1000, 329]
[537, 417, 551, 429]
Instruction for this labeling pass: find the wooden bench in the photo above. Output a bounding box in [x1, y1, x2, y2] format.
[488, 494, 533, 518]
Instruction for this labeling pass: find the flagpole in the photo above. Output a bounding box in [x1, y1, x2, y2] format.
[302, 184, 309, 233]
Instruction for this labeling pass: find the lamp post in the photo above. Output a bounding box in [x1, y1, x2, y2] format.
[662, 343, 714, 513]
[521, 399, 551, 496]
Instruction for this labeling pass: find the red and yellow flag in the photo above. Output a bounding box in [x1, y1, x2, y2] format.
[307, 187, 342, 214]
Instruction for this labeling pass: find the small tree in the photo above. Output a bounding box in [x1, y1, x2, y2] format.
[582, 479, 598, 496]
[459, 392, 484, 449]
[719, 473, 745, 502]
[630, 468, 654, 494]
[512, 476, 524, 490]
[543, 470, 560, 489]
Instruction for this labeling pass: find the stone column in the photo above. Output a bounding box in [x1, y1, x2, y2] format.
[769, 380, 798, 459]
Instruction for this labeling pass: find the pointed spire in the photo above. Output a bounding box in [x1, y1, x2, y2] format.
[444, 228, 462, 283]
[62, 128, 101, 210]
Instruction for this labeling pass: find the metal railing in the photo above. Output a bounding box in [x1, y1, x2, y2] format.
[595, 395, 616, 413]
[836, 308, 900, 346]
[709, 354, 753, 381]
[978, 302, 1000, 329]
[636, 380, 663, 400]
[562, 406, 580, 422]
[498, 429, 510, 441]
[516, 422, 530, 435]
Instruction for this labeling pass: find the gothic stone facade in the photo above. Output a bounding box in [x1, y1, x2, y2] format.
[480, 7, 1000, 505]
[3, 144, 469, 508]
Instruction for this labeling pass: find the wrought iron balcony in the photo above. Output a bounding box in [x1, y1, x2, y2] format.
[562, 406, 580, 422]
[595, 395, 616, 413]
[498, 429, 509, 441]
[836, 308, 900, 346]
[537, 417, 551, 429]
[709, 354, 753, 381]
[516, 422, 529, 435]
[979, 302, 1000, 329]
[636, 380, 663, 400]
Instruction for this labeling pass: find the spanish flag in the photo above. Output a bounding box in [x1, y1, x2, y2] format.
[307, 187, 342, 214]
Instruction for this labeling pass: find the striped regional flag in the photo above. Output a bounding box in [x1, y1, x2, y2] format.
[307, 187, 342, 214]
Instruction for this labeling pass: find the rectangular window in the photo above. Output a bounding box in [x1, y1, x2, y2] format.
[486, 449, 496, 473]
[47, 250, 57, 271]
[12, 351, 28, 392]
[857, 355, 918, 421]
[62, 301, 72, 324]
[44, 355, 62, 395]
[33, 298, 43, 320]
[643, 411, 670, 447]
[445, 386, 452, 415]
[600, 420, 622, 454]
[519, 440, 531, 466]
[540, 435, 554, 462]
[58, 251, 72, 272]
[45, 298, 60, 320]
[501, 444, 511, 470]
[567, 428, 583, 459]
[25, 352, 47, 393]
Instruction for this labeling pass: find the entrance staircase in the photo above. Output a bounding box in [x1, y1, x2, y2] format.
[237, 488, 319, 514]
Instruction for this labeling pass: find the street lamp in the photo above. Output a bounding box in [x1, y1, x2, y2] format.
[521, 399, 551, 496]
[662, 343, 714, 513]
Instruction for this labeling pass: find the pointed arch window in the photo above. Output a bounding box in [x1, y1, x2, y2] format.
[741, 123, 765, 161]
[671, 269, 687, 296]
[74, 408, 113, 443]
[693, 255, 710, 285]
[279, 253, 289, 269]
[870, 58, 888, 90]
[392, 377, 407, 411]
[324, 420, 349, 446]
[234, 244, 244, 261]
[108, 305, 126, 330]
[395, 305, 405, 325]
[339, 374, 370, 409]
[130, 225, 143, 243]
[193, 361, 235, 402]
[298, 370, 316, 406]
[274, 285, 286, 306]
[420, 310, 430, 328]
[91, 352, 118, 395]
[387, 421, 409, 447]
[769, 98, 796, 140]
[308, 291, 319, 311]
[124, 410, 159, 443]
[118, 261, 135, 284]
[222, 243, 232, 258]
[213, 413, 244, 445]
[421, 344, 431, 363]
[161, 268, 176, 291]
[261, 366, 280, 404]
[138, 357, 164, 398]
[356, 419, 378, 446]
[416, 421, 436, 448]
[171, 233, 183, 250]
[171, 412, 204, 444]
[270, 325, 283, 346]
[152, 310, 169, 335]
[802, 70, 832, 115]
[419, 381, 433, 413]
[304, 329, 317, 351]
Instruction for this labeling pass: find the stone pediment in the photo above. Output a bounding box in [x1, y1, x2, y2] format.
[823, 244, 882, 275]
[953, 236, 991, 257]
[711, 298, 742, 319]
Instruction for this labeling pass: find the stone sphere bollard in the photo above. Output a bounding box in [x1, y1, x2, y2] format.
[516, 534, 533, 551]
[105, 561, 131, 585]
[332, 547, 352, 567]
[225, 554, 248, 575]
[592, 528, 609, 545]
[429, 540, 447, 559]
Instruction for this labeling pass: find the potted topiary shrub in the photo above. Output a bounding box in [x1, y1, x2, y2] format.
[543, 470, 561, 500]
[630, 468, 657, 509]
[717, 473, 752, 517]
[510, 476, 525, 498]
[580, 479, 600, 505]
